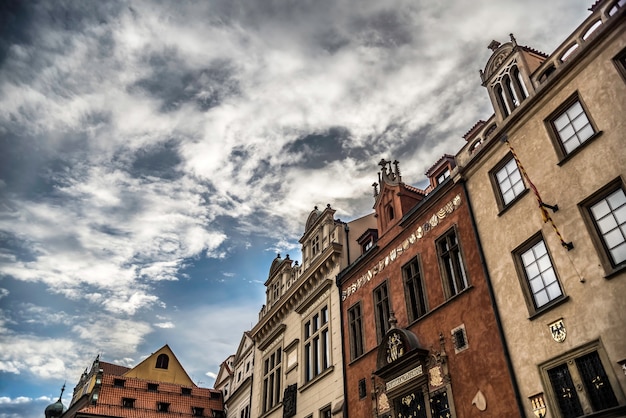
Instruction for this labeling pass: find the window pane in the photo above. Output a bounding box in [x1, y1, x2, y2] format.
[537, 254, 553, 273]
[535, 290, 549, 308]
[553, 113, 569, 130]
[596, 215, 618, 234]
[604, 228, 625, 249]
[610, 242, 626, 264]
[546, 281, 563, 300]
[577, 124, 594, 142]
[608, 189, 626, 209]
[591, 200, 611, 219]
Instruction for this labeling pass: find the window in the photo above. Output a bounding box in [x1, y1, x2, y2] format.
[348, 302, 364, 360]
[210, 391, 221, 399]
[182, 387, 192, 396]
[514, 235, 564, 314]
[192, 407, 204, 416]
[157, 402, 170, 412]
[402, 257, 427, 322]
[373, 282, 391, 342]
[304, 305, 330, 382]
[582, 182, 626, 272]
[311, 235, 320, 257]
[548, 96, 596, 157]
[436, 168, 450, 185]
[156, 353, 169, 369]
[387, 205, 395, 221]
[262, 347, 282, 413]
[395, 389, 428, 418]
[113, 379, 125, 388]
[491, 155, 526, 208]
[436, 228, 469, 299]
[240, 405, 250, 418]
[320, 405, 332, 418]
[358, 378, 367, 399]
[613, 46, 626, 91]
[147, 383, 158, 392]
[122, 398, 135, 408]
[541, 343, 620, 418]
[451, 324, 468, 354]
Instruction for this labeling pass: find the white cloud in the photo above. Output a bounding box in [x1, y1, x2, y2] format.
[154, 322, 175, 329]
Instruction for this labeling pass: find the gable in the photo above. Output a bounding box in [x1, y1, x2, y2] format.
[123, 344, 195, 387]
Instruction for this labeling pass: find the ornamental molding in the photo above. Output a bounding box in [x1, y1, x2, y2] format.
[342, 194, 462, 301]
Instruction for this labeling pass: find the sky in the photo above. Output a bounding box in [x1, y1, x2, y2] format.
[0, 1, 594, 417]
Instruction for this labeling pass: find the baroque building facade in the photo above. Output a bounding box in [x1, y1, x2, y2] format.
[455, 0, 626, 417]
[337, 158, 521, 418]
[249, 205, 376, 418]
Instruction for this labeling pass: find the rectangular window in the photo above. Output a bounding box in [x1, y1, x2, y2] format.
[262, 347, 282, 413]
[395, 389, 428, 418]
[348, 302, 364, 360]
[587, 186, 626, 268]
[548, 95, 597, 159]
[613, 46, 626, 83]
[491, 155, 526, 209]
[157, 402, 170, 412]
[320, 405, 332, 418]
[312, 235, 320, 257]
[437, 168, 450, 185]
[513, 234, 565, 315]
[436, 228, 469, 299]
[373, 282, 391, 342]
[192, 407, 204, 416]
[541, 343, 620, 418]
[358, 378, 367, 399]
[182, 387, 192, 396]
[122, 398, 135, 408]
[147, 383, 158, 392]
[402, 257, 427, 322]
[304, 305, 330, 382]
[113, 379, 125, 388]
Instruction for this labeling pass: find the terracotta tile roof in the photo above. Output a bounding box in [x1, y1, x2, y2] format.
[424, 154, 455, 177]
[519, 44, 548, 58]
[100, 361, 131, 376]
[404, 183, 427, 195]
[463, 120, 486, 141]
[76, 374, 224, 417]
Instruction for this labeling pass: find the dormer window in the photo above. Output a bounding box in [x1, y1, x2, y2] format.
[357, 229, 378, 255]
[436, 168, 451, 185]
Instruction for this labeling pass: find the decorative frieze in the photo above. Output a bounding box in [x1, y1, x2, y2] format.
[342, 194, 462, 301]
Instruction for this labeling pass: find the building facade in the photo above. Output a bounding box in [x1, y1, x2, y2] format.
[337, 158, 521, 418]
[59, 344, 225, 418]
[249, 205, 376, 418]
[456, 1, 626, 417]
[224, 332, 255, 418]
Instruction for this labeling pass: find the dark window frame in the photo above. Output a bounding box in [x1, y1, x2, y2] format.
[612, 45, 626, 83]
[512, 232, 567, 317]
[435, 227, 469, 299]
[402, 256, 428, 323]
[155, 353, 169, 369]
[579, 177, 626, 277]
[489, 152, 529, 213]
[303, 304, 330, 383]
[157, 402, 170, 412]
[262, 347, 282, 413]
[545, 92, 601, 164]
[122, 398, 135, 408]
[348, 302, 364, 360]
[373, 281, 391, 343]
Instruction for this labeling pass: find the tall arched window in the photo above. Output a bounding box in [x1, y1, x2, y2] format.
[156, 354, 169, 369]
[512, 67, 529, 99]
[504, 75, 520, 107]
[496, 85, 510, 117]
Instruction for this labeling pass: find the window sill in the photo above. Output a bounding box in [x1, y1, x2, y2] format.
[527, 295, 570, 321]
[299, 366, 334, 393]
[604, 263, 626, 279]
[556, 130, 603, 166]
[259, 402, 282, 418]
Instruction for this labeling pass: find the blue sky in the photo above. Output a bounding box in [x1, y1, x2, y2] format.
[0, 1, 593, 417]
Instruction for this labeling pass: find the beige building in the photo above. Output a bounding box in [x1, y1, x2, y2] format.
[456, 1, 626, 417]
[249, 205, 375, 418]
[226, 332, 255, 418]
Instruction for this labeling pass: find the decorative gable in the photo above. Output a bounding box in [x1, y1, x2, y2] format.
[123, 344, 195, 387]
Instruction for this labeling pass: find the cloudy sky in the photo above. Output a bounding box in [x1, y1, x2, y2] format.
[0, 1, 593, 417]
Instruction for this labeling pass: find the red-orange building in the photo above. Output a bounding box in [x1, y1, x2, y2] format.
[337, 158, 521, 417]
[58, 345, 225, 418]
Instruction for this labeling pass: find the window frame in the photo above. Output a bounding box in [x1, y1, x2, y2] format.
[489, 153, 529, 213]
[545, 93, 601, 163]
[539, 340, 624, 418]
[613, 46, 626, 83]
[373, 281, 391, 343]
[435, 227, 470, 299]
[512, 232, 567, 317]
[347, 301, 364, 361]
[303, 304, 331, 383]
[579, 177, 626, 277]
[262, 346, 283, 413]
[402, 256, 428, 323]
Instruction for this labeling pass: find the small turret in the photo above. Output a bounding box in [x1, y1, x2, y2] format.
[44, 384, 65, 418]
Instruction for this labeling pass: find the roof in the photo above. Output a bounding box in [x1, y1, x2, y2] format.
[99, 362, 131, 376]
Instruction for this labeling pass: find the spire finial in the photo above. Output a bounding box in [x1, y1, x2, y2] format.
[509, 33, 517, 46]
[372, 182, 379, 197]
[58, 383, 66, 402]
